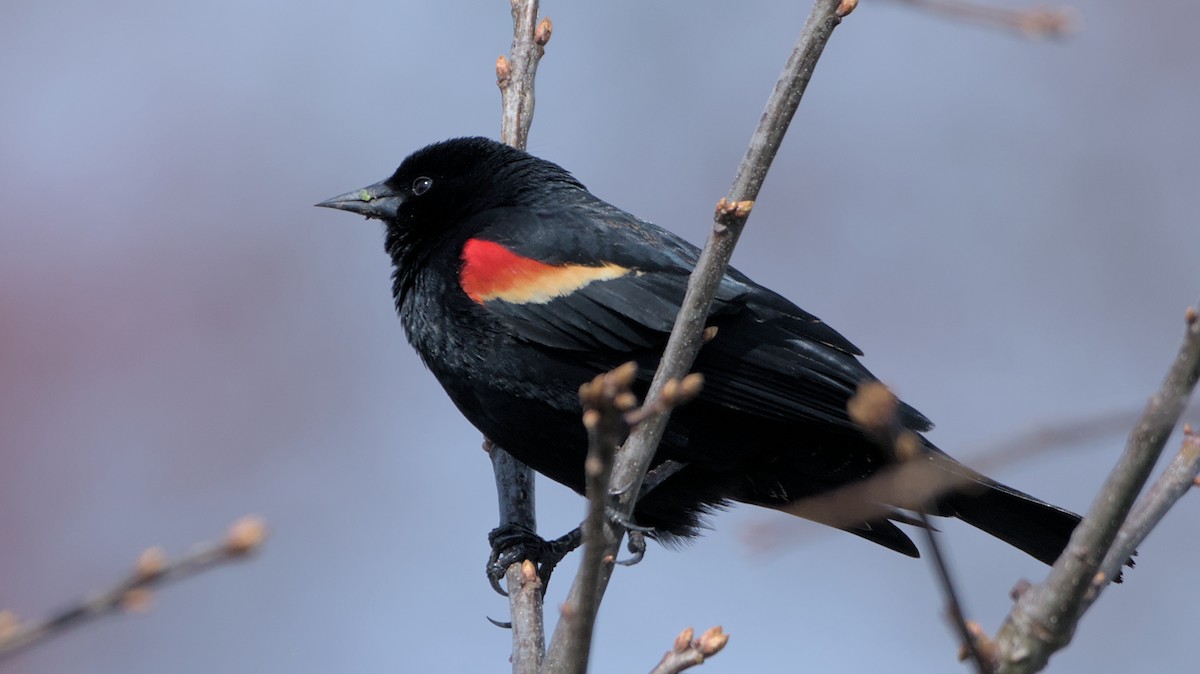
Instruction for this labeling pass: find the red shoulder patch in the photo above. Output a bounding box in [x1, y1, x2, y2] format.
[460, 238, 630, 304]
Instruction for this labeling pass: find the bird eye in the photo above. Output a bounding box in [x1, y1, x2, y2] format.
[412, 176, 433, 196]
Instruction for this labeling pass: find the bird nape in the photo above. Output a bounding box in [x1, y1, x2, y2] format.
[317, 136, 1086, 579]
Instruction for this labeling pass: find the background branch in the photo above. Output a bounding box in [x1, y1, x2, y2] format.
[994, 303, 1200, 673]
[0, 516, 266, 661]
[543, 0, 855, 668]
[888, 0, 1076, 38]
[743, 401, 1200, 553]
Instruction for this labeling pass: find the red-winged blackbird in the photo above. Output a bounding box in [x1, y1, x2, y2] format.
[318, 136, 1081, 566]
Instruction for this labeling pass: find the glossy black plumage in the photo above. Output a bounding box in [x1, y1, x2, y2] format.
[319, 136, 1082, 565]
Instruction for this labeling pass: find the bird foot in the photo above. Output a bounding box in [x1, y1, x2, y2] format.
[486, 524, 583, 596]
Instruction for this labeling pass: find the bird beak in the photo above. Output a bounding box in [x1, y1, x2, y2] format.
[315, 180, 403, 220]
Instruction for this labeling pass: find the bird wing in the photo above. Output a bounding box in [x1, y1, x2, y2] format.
[457, 203, 929, 430]
[456, 203, 746, 352]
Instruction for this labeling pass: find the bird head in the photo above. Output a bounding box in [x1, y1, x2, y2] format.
[315, 136, 583, 233]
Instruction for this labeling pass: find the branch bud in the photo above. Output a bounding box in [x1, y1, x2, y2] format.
[673, 627, 694, 652]
[697, 625, 729, 656]
[535, 17, 553, 46]
[848, 381, 899, 434]
[1009, 578, 1032, 601]
[614, 391, 638, 411]
[225, 516, 267, 556]
[677, 373, 705, 404]
[0, 611, 18, 640]
[956, 621, 998, 669]
[610, 361, 638, 388]
[520, 559, 539, 583]
[895, 431, 922, 462]
[134, 546, 168, 581]
[495, 55, 512, 87]
[121, 588, 154, 614]
[661, 378, 680, 405]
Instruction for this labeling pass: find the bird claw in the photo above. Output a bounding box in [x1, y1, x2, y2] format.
[486, 524, 583, 598]
[605, 506, 655, 533]
[616, 530, 647, 566]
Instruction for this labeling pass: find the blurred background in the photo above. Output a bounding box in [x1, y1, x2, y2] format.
[1, 1, 1197, 671]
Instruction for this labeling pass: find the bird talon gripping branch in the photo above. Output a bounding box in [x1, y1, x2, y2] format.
[486, 523, 582, 595]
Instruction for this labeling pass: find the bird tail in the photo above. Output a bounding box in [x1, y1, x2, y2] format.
[937, 476, 1081, 566]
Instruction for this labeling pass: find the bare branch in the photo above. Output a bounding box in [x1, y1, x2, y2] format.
[491, 1, 552, 669]
[552, 364, 639, 674]
[546, 366, 702, 673]
[508, 560, 546, 673]
[994, 302, 1200, 674]
[499, 0, 550, 150]
[487, 437, 544, 673]
[1088, 427, 1200, 604]
[847, 382, 992, 674]
[888, 0, 1077, 38]
[648, 626, 730, 674]
[0, 516, 266, 660]
[918, 512, 995, 674]
[545, 5, 854, 662]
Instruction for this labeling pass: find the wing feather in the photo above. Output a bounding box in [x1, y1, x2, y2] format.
[459, 203, 930, 431]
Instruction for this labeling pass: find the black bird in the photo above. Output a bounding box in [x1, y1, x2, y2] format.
[318, 136, 1082, 571]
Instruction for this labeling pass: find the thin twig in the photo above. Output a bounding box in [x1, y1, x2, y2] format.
[545, 368, 703, 674]
[0, 516, 266, 660]
[492, 1, 552, 670]
[648, 626, 730, 674]
[918, 512, 994, 674]
[994, 303, 1200, 674]
[1089, 428, 1200, 605]
[848, 382, 993, 674]
[544, 3, 855, 666]
[889, 0, 1076, 38]
[498, 0, 551, 150]
[553, 364, 639, 674]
